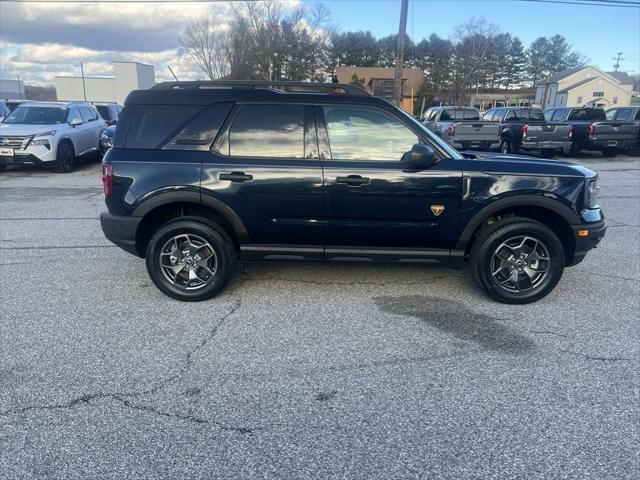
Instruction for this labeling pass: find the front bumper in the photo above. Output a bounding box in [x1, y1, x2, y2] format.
[0, 144, 57, 165]
[100, 212, 142, 257]
[568, 218, 606, 266]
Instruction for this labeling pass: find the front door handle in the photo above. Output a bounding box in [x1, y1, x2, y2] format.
[336, 175, 371, 187]
[219, 171, 253, 183]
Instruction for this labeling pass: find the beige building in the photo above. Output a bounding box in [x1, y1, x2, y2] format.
[55, 61, 155, 105]
[335, 66, 424, 113]
[535, 66, 633, 109]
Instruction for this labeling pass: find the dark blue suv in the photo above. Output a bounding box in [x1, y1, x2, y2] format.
[101, 81, 605, 304]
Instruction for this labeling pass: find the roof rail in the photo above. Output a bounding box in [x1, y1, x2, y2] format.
[151, 80, 370, 96]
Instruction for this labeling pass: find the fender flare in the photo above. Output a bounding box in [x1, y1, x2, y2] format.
[132, 190, 249, 244]
[456, 194, 580, 251]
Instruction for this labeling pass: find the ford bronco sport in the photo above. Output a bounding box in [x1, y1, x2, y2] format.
[100, 81, 605, 304]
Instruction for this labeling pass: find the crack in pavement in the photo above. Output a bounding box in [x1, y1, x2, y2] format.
[586, 271, 640, 283]
[0, 299, 253, 433]
[560, 349, 632, 362]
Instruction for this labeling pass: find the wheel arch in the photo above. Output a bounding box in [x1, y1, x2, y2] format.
[133, 192, 249, 257]
[458, 195, 580, 266]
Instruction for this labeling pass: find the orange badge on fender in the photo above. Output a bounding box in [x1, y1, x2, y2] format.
[430, 205, 445, 216]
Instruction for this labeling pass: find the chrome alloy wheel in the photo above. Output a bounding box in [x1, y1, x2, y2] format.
[159, 234, 218, 290]
[491, 235, 550, 292]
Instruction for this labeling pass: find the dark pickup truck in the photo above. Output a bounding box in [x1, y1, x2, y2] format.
[545, 107, 637, 156]
[606, 106, 640, 153]
[481, 107, 572, 158]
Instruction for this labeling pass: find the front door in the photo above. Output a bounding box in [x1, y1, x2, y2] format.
[202, 103, 324, 260]
[317, 104, 462, 262]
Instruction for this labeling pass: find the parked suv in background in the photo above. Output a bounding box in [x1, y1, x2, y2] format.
[93, 102, 122, 126]
[0, 101, 106, 172]
[545, 107, 637, 156]
[101, 81, 605, 304]
[421, 106, 500, 151]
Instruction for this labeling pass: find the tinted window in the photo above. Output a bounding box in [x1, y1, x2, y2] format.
[568, 109, 606, 121]
[552, 110, 566, 122]
[324, 105, 418, 161]
[441, 108, 480, 121]
[227, 104, 305, 158]
[126, 105, 200, 149]
[4, 106, 66, 125]
[95, 105, 113, 120]
[528, 109, 545, 121]
[614, 109, 632, 121]
[164, 102, 232, 151]
[505, 110, 518, 121]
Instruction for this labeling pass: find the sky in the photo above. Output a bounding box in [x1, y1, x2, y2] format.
[0, 0, 638, 86]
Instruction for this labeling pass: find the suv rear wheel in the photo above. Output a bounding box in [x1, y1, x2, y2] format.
[500, 138, 515, 154]
[145, 217, 236, 301]
[470, 217, 565, 304]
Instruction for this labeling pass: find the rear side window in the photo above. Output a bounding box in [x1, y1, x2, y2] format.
[164, 102, 232, 151]
[551, 110, 565, 122]
[614, 109, 632, 121]
[568, 109, 606, 121]
[125, 105, 201, 149]
[226, 104, 305, 158]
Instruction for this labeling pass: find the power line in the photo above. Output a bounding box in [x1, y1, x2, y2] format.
[519, 0, 640, 8]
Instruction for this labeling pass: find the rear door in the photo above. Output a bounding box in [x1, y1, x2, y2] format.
[318, 103, 462, 261]
[203, 103, 324, 260]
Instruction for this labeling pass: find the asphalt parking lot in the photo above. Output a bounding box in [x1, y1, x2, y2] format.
[0, 153, 638, 479]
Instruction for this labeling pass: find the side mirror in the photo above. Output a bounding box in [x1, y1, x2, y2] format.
[69, 117, 83, 127]
[402, 144, 437, 170]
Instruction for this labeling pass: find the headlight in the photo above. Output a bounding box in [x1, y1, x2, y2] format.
[585, 177, 599, 208]
[31, 138, 51, 149]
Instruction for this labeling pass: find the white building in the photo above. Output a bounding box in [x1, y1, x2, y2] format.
[1, 78, 25, 99]
[55, 61, 155, 105]
[535, 66, 633, 109]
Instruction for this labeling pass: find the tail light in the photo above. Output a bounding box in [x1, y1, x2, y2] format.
[447, 124, 455, 137]
[569, 125, 573, 140]
[521, 124, 528, 140]
[587, 124, 595, 137]
[102, 162, 113, 198]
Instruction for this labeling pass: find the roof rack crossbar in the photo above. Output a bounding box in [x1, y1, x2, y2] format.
[151, 80, 370, 96]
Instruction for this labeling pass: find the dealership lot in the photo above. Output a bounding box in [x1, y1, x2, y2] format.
[0, 154, 638, 479]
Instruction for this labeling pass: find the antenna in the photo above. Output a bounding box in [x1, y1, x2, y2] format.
[612, 52, 625, 72]
[167, 65, 179, 82]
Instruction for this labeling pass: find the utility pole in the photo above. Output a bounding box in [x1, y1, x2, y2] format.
[16, 74, 23, 100]
[393, 0, 409, 107]
[80, 61, 87, 101]
[613, 52, 624, 72]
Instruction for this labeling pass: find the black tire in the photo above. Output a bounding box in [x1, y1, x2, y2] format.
[470, 217, 565, 304]
[145, 216, 236, 301]
[540, 149, 554, 159]
[55, 142, 75, 173]
[602, 147, 617, 158]
[562, 141, 579, 157]
[500, 138, 515, 154]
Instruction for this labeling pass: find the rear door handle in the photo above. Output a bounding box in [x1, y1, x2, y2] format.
[219, 172, 253, 183]
[336, 175, 371, 187]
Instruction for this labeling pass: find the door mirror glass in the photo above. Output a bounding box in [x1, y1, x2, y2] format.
[402, 144, 437, 170]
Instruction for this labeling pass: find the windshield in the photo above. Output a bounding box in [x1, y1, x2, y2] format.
[397, 108, 464, 159]
[3, 106, 66, 125]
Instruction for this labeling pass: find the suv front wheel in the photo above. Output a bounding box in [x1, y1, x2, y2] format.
[146, 217, 236, 301]
[471, 217, 565, 304]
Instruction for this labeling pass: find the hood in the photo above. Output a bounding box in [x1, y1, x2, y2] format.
[462, 151, 596, 178]
[0, 123, 60, 136]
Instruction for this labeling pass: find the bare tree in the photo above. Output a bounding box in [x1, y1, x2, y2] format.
[180, 17, 230, 80]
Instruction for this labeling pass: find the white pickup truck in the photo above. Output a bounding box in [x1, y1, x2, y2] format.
[0, 101, 106, 173]
[421, 106, 500, 151]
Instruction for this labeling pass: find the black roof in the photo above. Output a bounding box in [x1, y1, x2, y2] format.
[126, 80, 379, 106]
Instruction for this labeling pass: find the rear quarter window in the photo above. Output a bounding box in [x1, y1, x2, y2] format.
[125, 105, 202, 149]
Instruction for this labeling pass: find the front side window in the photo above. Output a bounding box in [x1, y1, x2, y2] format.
[68, 107, 83, 124]
[228, 104, 305, 158]
[79, 106, 97, 122]
[323, 105, 418, 161]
